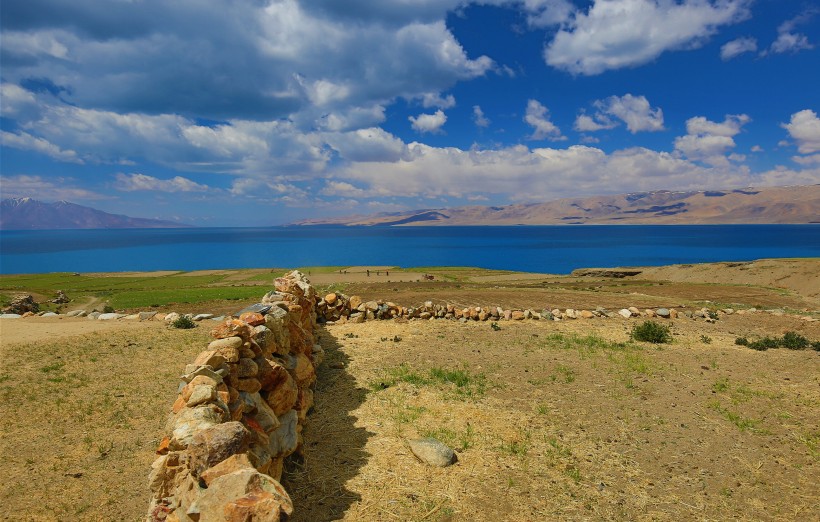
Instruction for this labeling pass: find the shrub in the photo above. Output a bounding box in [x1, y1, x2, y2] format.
[735, 337, 749, 346]
[781, 331, 809, 350]
[631, 320, 672, 344]
[812, 341, 820, 352]
[103, 305, 115, 313]
[171, 315, 196, 329]
[748, 337, 779, 351]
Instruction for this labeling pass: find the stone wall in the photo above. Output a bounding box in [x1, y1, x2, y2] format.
[314, 292, 743, 323]
[147, 271, 322, 521]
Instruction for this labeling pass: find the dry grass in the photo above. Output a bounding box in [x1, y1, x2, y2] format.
[1, 260, 819, 521]
[288, 318, 820, 521]
[0, 322, 210, 521]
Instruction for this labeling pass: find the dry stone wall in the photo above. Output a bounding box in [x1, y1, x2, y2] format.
[314, 292, 743, 324]
[147, 271, 321, 522]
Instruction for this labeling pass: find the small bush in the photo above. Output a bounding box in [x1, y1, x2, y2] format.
[781, 331, 809, 350]
[103, 305, 115, 313]
[700, 335, 712, 344]
[491, 322, 501, 331]
[631, 320, 672, 344]
[171, 315, 196, 329]
[735, 337, 749, 346]
[812, 341, 820, 352]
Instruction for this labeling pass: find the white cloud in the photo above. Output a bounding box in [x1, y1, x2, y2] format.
[767, 11, 816, 55]
[674, 114, 750, 165]
[0, 174, 106, 201]
[522, 0, 575, 27]
[574, 113, 617, 132]
[1, 2, 493, 126]
[720, 37, 757, 60]
[576, 94, 664, 133]
[114, 173, 211, 193]
[686, 114, 750, 137]
[473, 105, 490, 128]
[792, 154, 820, 166]
[782, 109, 820, 154]
[334, 142, 763, 201]
[1, 130, 83, 163]
[409, 110, 447, 134]
[524, 99, 564, 140]
[323, 127, 407, 162]
[545, 0, 751, 75]
[421, 93, 456, 109]
[751, 145, 763, 152]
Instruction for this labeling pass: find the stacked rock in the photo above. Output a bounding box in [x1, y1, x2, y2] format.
[147, 271, 321, 522]
[313, 293, 702, 324]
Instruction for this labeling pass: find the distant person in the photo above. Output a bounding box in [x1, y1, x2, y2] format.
[367, 269, 370, 276]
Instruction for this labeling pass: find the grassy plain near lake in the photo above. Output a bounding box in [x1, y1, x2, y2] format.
[0, 259, 818, 521]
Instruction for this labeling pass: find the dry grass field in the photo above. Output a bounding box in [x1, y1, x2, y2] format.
[1, 259, 818, 521]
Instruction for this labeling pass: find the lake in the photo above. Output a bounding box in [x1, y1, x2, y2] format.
[0, 225, 818, 275]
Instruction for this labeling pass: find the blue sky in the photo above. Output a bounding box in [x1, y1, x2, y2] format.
[1, 0, 819, 226]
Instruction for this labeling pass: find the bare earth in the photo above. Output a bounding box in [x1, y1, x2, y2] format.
[0, 259, 818, 521]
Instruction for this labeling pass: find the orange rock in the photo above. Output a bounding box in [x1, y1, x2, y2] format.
[210, 319, 254, 341]
[224, 492, 285, 521]
[156, 436, 171, 455]
[172, 395, 187, 413]
[239, 312, 265, 326]
[235, 377, 262, 394]
[193, 350, 226, 367]
[200, 453, 255, 486]
[325, 293, 338, 305]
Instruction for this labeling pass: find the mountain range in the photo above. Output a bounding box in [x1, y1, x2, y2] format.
[291, 185, 820, 226]
[0, 198, 190, 230]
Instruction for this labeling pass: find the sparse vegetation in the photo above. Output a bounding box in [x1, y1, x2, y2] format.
[170, 315, 196, 329]
[735, 331, 817, 351]
[631, 320, 672, 344]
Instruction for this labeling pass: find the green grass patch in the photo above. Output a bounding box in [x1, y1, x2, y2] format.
[707, 399, 763, 432]
[373, 363, 488, 399]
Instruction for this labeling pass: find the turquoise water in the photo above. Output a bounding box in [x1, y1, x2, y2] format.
[0, 225, 818, 274]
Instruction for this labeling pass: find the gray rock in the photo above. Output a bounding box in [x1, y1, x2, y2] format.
[193, 313, 214, 321]
[139, 311, 157, 321]
[0, 314, 22, 319]
[164, 312, 181, 322]
[98, 313, 123, 320]
[656, 308, 671, 318]
[66, 310, 87, 317]
[408, 438, 456, 467]
[87, 311, 101, 320]
[41, 312, 59, 317]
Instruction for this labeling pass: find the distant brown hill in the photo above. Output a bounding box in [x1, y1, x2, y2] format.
[0, 197, 192, 230]
[291, 185, 820, 226]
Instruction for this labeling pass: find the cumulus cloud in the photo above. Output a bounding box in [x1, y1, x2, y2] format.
[576, 94, 664, 133]
[545, 0, 751, 75]
[409, 110, 447, 134]
[720, 37, 757, 60]
[473, 105, 490, 128]
[524, 100, 564, 140]
[767, 11, 816, 55]
[782, 109, 820, 154]
[114, 173, 211, 193]
[674, 114, 750, 165]
[333, 142, 762, 201]
[0, 1, 492, 124]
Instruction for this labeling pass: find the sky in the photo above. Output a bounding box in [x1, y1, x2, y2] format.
[1, 0, 819, 226]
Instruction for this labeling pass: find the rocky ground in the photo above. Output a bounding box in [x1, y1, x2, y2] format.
[0, 259, 818, 521]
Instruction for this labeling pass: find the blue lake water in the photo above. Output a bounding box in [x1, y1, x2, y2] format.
[0, 225, 818, 275]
